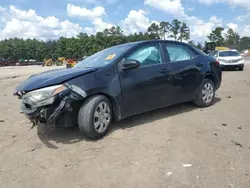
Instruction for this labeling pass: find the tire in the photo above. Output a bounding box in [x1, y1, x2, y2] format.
[46, 61, 52, 66]
[78, 95, 112, 140]
[56, 60, 63, 66]
[194, 78, 215, 108]
[239, 66, 244, 71]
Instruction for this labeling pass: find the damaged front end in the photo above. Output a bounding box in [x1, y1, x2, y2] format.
[14, 84, 87, 128]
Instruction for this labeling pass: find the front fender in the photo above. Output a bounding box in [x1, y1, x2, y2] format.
[65, 69, 123, 121]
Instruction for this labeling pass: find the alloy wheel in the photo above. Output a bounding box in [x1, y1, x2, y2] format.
[202, 83, 214, 104]
[93, 102, 111, 133]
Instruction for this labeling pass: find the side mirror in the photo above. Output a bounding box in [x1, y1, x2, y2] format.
[122, 59, 140, 70]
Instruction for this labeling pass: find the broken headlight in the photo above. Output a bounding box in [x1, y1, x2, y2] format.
[23, 85, 67, 107]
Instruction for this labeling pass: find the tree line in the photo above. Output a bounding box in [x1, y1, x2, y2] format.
[205, 27, 250, 51]
[0, 19, 249, 61]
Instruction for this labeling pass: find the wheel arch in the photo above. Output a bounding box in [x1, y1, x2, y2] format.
[204, 74, 215, 85]
[83, 92, 121, 122]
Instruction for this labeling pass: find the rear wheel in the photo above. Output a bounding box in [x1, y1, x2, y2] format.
[194, 78, 215, 107]
[78, 95, 112, 139]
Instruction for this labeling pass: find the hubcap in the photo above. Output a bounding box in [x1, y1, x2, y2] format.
[93, 102, 111, 133]
[202, 83, 214, 104]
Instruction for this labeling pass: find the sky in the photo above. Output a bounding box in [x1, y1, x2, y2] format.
[0, 0, 249, 41]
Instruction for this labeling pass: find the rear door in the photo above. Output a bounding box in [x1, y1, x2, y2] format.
[161, 42, 203, 103]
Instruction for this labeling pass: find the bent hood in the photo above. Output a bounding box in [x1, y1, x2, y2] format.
[15, 67, 97, 92]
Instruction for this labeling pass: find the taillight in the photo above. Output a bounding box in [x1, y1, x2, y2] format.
[215, 60, 220, 65]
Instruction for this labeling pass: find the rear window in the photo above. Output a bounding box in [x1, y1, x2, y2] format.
[219, 51, 240, 57]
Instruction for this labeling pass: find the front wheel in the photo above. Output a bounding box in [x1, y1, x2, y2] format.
[194, 78, 215, 108]
[239, 66, 244, 71]
[78, 95, 112, 140]
[56, 60, 63, 66]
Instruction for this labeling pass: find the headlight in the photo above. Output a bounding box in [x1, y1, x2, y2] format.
[218, 58, 226, 62]
[23, 85, 67, 107]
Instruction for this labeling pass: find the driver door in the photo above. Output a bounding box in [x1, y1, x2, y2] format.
[118, 42, 172, 118]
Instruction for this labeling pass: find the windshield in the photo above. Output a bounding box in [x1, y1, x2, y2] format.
[74, 44, 132, 68]
[219, 51, 240, 57]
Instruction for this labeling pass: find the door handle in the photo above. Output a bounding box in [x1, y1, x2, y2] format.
[196, 63, 204, 67]
[175, 75, 182, 80]
[160, 69, 170, 75]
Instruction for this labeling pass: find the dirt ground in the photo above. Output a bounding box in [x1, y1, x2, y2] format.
[0, 64, 250, 188]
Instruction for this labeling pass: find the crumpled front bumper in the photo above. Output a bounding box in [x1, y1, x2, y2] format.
[21, 99, 67, 127]
[19, 85, 86, 128]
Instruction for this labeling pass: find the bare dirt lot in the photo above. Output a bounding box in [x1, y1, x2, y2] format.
[0, 64, 250, 188]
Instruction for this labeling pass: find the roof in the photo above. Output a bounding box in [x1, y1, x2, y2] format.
[134, 39, 185, 44]
[113, 39, 186, 48]
[217, 49, 239, 52]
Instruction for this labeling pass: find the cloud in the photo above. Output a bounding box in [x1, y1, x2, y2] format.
[0, 6, 82, 40]
[144, 0, 250, 40]
[236, 13, 250, 23]
[68, 0, 118, 5]
[83, 18, 114, 35]
[122, 9, 153, 34]
[92, 18, 113, 32]
[144, 0, 221, 40]
[187, 8, 194, 12]
[209, 16, 223, 25]
[223, 23, 250, 37]
[227, 23, 238, 30]
[105, 0, 118, 4]
[83, 26, 94, 34]
[241, 25, 250, 36]
[67, 4, 113, 34]
[196, 0, 219, 6]
[0, 5, 6, 12]
[196, 0, 250, 9]
[145, 0, 185, 18]
[67, 4, 106, 20]
[0, 1, 249, 41]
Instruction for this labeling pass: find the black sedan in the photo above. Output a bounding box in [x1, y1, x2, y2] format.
[14, 40, 222, 139]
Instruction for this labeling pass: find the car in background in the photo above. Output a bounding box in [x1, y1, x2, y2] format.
[209, 49, 244, 71]
[14, 40, 222, 140]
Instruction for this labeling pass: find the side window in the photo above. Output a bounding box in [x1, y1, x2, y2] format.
[126, 44, 162, 67]
[164, 43, 198, 63]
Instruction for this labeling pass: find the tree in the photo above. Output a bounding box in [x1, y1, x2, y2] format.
[159, 21, 170, 39]
[188, 41, 203, 50]
[103, 29, 109, 36]
[170, 19, 181, 41]
[224, 28, 240, 47]
[178, 22, 190, 42]
[239, 37, 250, 51]
[188, 40, 195, 46]
[197, 42, 203, 50]
[147, 23, 161, 39]
[114, 26, 123, 36]
[2, 20, 245, 62]
[207, 27, 225, 46]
